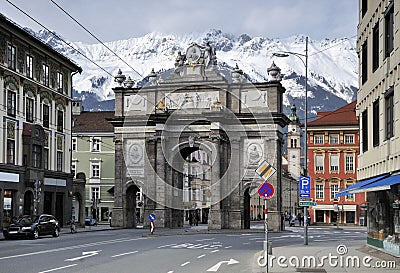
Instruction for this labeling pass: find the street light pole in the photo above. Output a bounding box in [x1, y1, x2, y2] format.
[273, 36, 309, 245]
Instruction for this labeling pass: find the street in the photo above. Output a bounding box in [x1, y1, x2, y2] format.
[1, 225, 396, 273]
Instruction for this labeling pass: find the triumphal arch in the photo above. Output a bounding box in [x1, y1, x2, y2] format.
[109, 42, 289, 230]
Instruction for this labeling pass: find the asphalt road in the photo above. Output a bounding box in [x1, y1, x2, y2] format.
[0, 226, 367, 273]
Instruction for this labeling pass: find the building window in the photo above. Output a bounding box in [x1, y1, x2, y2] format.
[385, 3, 394, 57]
[72, 137, 77, 151]
[91, 187, 100, 201]
[56, 151, 63, 171]
[314, 135, 324, 144]
[26, 97, 34, 122]
[315, 155, 324, 172]
[329, 135, 339, 144]
[91, 138, 101, 152]
[361, 0, 367, 17]
[344, 135, 354, 144]
[345, 155, 354, 172]
[373, 100, 379, 146]
[372, 23, 379, 72]
[7, 91, 16, 117]
[91, 163, 100, 178]
[43, 148, 49, 170]
[7, 44, 16, 70]
[315, 184, 324, 200]
[345, 184, 354, 200]
[57, 110, 63, 132]
[385, 88, 394, 139]
[6, 139, 15, 164]
[290, 138, 298, 148]
[32, 144, 42, 168]
[330, 183, 339, 200]
[43, 104, 50, 128]
[26, 55, 33, 78]
[362, 109, 368, 152]
[330, 154, 339, 172]
[57, 72, 63, 93]
[362, 40, 368, 84]
[43, 64, 49, 86]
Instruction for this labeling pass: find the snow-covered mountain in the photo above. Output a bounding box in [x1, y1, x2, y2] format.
[31, 29, 358, 117]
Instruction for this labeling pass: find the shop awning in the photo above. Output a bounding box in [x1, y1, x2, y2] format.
[335, 173, 389, 198]
[350, 173, 400, 194]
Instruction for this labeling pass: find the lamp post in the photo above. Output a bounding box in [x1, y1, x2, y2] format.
[273, 36, 309, 245]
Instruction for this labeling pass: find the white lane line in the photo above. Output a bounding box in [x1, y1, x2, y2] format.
[197, 254, 206, 258]
[243, 242, 250, 245]
[111, 251, 138, 258]
[224, 246, 232, 249]
[38, 264, 78, 273]
[196, 238, 215, 241]
[157, 244, 176, 249]
[167, 271, 174, 273]
[0, 237, 147, 261]
[181, 262, 190, 267]
[210, 250, 219, 253]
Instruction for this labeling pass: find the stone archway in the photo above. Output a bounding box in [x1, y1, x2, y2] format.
[125, 183, 140, 228]
[110, 42, 289, 231]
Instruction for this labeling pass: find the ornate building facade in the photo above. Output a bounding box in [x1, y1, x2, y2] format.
[0, 14, 81, 229]
[110, 43, 290, 230]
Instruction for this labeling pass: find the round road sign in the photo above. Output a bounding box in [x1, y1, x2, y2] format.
[258, 182, 275, 199]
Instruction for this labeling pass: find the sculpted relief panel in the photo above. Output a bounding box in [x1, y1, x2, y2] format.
[165, 91, 219, 109]
[124, 139, 145, 177]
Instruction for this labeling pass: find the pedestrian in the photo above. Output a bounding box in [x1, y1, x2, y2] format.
[297, 213, 303, 226]
[136, 211, 140, 225]
[189, 211, 193, 226]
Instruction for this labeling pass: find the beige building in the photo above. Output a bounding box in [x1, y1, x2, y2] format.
[357, 0, 400, 253]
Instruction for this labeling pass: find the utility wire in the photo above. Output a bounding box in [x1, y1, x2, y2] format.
[309, 35, 357, 57]
[4, 0, 114, 78]
[50, 0, 143, 78]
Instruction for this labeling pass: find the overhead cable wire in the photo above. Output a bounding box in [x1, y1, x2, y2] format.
[50, 0, 143, 78]
[4, 0, 114, 78]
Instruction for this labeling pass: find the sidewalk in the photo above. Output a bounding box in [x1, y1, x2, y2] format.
[252, 241, 400, 272]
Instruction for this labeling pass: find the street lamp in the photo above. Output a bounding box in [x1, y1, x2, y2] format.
[273, 36, 309, 245]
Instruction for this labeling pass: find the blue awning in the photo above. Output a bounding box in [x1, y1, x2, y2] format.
[335, 173, 389, 198]
[350, 173, 400, 193]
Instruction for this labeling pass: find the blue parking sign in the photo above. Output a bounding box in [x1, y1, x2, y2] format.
[299, 176, 311, 198]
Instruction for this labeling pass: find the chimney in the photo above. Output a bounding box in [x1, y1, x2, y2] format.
[72, 100, 83, 115]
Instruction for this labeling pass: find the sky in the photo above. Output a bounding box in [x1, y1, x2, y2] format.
[1, 0, 359, 43]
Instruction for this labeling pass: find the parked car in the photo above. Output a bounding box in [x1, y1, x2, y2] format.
[3, 214, 60, 239]
[85, 217, 98, 226]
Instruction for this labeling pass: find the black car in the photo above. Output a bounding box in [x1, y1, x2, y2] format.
[3, 214, 60, 239]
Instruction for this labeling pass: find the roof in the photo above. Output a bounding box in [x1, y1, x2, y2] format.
[0, 13, 82, 73]
[306, 101, 358, 127]
[72, 111, 115, 132]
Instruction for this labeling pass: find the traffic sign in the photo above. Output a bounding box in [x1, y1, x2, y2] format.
[148, 213, 156, 221]
[258, 182, 275, 199]
[299, 201, 316, 206]
[299, 176, 311, 198]
[255, 160, 276, 181]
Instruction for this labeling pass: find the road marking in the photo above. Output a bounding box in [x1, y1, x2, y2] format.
[207, 258, 239, 272]
[210, 250, 219, 253]
[243, 242, 250, 245]
[158, 243, 176, 248]
[0, 237, 147, 261]
[38, 264, 78, 273]
[197, 254, 206, 258]
[167, 271, 174, 273]
[181, 262, 190, 267]
[111, 251, 138, 257]
[65, 250, 101, 261]
[224, 246, 232, 249]
[196, 238, 215, 241]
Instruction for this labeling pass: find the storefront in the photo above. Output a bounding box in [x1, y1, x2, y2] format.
[338, 173, 400, 255]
